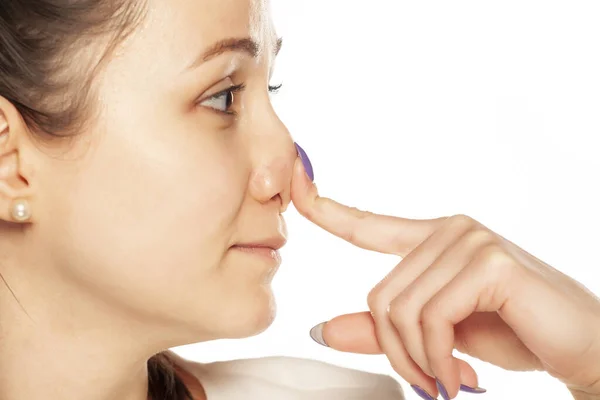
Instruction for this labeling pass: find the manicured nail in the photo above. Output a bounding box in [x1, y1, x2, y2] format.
[411, 385, 436, 400]
[460, 384, 487, 394]
[309, 322, 328, 347]
[294, 142, 314, 182]
[436, 379, 450, 400]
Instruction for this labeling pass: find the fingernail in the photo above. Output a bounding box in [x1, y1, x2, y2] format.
[294, 142, 314, 182]
[309, 322, 328, 347]
[460, 384, 487, 394]
[411, 385, 436, 400]
[436, 379, 450, 400]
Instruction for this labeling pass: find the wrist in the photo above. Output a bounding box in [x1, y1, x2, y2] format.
[569, 388, 600, 400]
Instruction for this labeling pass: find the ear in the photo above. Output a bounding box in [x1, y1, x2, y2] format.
[0, 96, 36, 224]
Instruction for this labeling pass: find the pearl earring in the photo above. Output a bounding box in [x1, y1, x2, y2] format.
[11, 199, 32, 222]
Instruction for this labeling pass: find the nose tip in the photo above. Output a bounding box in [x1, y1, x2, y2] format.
[294, 142, 314, 181]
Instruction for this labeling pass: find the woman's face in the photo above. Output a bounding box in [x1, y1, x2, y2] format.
[30, 0, 295, 343]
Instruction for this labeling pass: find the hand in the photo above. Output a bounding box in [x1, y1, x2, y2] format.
[290, 158, 600, 399]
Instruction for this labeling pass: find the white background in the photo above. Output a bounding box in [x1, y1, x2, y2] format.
[176, 2, 600, 399]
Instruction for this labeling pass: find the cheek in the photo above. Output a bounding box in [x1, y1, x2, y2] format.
[42, 123, 246, 312]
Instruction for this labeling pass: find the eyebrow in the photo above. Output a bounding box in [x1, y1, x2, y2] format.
[187, 37, 283, 70]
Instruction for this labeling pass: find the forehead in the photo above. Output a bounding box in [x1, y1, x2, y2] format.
[97, 0, 277, 126]
[142, 0, 276, 61]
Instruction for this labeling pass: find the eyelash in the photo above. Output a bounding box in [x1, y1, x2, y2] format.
[202, 83, 283, 116]
[268, 83, 283, 93]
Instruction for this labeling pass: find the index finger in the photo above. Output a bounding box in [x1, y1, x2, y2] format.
[290, 157, 443, 257]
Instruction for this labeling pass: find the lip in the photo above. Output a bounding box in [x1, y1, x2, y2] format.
[231, 236, 286, 262]
[233, 236, 287, 252]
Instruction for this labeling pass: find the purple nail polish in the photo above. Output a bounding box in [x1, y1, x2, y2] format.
[436, 379, 450, 400]
[294, 142, 314, 182]
[460, 384, 487, 394]
[411, 385, 436, 400]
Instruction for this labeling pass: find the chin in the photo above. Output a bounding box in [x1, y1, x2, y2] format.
[225, 285, 277, 339]
[190, 282, 277, 341]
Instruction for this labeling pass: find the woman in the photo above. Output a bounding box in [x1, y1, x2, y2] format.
[0, 1, 598, 400]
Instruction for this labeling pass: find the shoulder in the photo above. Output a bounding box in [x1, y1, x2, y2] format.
[169, 351, 405, 400]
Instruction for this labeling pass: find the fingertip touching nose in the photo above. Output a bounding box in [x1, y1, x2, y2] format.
[294, 142, 314, 182]
[249, 141, 314, 212]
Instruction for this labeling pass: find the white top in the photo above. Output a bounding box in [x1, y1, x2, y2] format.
[169, 351, 405, 400]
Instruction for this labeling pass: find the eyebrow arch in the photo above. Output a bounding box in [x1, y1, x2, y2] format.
[187, 37, 283, 71]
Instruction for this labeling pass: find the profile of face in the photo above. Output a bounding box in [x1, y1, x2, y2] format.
[0, 0, 295, 350]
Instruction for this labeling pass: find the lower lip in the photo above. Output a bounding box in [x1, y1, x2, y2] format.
[231, 246, 281, 261]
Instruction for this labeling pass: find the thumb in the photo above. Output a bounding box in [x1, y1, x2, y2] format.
[311, 312, 383, 354]
[311, 311, 480, 388]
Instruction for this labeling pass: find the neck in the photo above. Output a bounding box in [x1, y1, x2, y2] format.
[0, 330, 151, 400]
[0, 308, 154, 400]
[0, 268, 158, 400]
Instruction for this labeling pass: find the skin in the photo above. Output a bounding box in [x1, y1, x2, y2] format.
[1, 0, 598, 399]
[290, 159, 600, 400]
[0, 0, 292, 399]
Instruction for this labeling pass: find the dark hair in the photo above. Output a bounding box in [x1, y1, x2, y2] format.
[0, 2, 192, 399]
[1, 0, 142, 137]
[148, 352, 194, 400]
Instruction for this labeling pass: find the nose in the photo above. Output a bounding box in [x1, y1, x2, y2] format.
[247, 111, 296, 212]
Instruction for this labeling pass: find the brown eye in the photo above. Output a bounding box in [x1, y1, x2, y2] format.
[199, 84, 245, 115]
[222, 90, 234, 109]
[201, 90, 233, 112]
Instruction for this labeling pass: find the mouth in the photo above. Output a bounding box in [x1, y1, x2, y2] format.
[231, 236, 287, 261]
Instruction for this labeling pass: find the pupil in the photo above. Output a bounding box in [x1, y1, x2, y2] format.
[226, 92, 234, 108]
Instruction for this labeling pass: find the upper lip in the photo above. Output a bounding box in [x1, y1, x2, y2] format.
[234, 235, 287, 250]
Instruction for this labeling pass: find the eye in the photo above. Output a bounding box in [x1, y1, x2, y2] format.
[199, 84, 245, 115]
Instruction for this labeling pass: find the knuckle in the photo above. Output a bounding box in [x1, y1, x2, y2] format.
[475, 244, 519, 291]
[478, 243, 514, 272]
[463, 227, 496, 248]
[340, 227, 356, 244]
[420, 301, 440, 328]
[340, 208, 373, 243]
[388, 296, 413, 328]
[349, 205, 372, 219]
[367, 286, 387, 316]
[447, 213, 478, 231]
